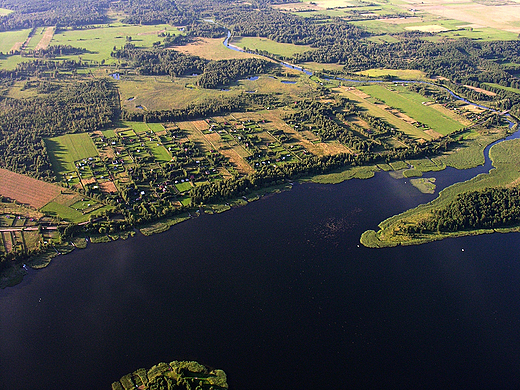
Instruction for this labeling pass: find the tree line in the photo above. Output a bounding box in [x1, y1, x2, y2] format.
[407, 187, 520, 233]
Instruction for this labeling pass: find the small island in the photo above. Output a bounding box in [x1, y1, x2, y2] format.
[112, 360, 228, 390]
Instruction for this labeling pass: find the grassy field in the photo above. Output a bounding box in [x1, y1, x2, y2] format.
[0, 7, 12, 15]
[355, 69, 426, 80]
[46, 133, 99, 176]
[361, 137, 520, 247]
[25, 27, 46, 50]
[433, 129, 506, 169]
[339, 87, 435, 140]
[49, 23, 179, 64]
[484, 83, 520, 94]
[0, 29, 31, 53]
[358, 84, 465, 135]
[231, 37, 315, 57]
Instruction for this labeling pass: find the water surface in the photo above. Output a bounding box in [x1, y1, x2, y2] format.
[2, 172, 520, 389]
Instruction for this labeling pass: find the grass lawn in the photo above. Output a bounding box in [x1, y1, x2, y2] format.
[40, 201, 88, 223]
[148, 123, 165, 132]
[124, 121, 150, 133]
[231, 37, 314, 57]
[358, 84, 464, 135]
[46, 133, 99, 175]
[175, 182, 193, 193]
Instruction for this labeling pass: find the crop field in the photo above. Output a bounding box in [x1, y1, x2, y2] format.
[358, 84, 465, 135]
[49, 23, 179, 64]
[231, 37, 315, 57]
[46, 133, 99, 176]
[0, 168, 63, 209]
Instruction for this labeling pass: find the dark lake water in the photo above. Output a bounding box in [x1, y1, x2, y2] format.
[2, 171, 520, 390]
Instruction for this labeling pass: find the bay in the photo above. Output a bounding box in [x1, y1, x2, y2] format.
[1, 172, 520, 389]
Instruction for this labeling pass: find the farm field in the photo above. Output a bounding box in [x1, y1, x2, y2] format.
[0, 29, 31, 53]
[0, 7, 12, 15]
[45, 133, 99, 176]
[355, 69, 427, 80]
[358, 84, 466, 135]
[118, 72, 312, 112]
[231, 37, 315, 57]
[339, 87, 437, 140]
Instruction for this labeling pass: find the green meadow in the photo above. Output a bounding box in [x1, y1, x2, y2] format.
[231, 36, 314, 57]
[0, 7, 12, 15]
[484, 83, 520, 94]
[45, 133, 99, 176]
[0, 29, 31, 53]
[358, 84, 464, 135]
[49, 23, 180, 63]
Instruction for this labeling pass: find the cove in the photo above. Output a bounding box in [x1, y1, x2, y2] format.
[2, 171, 520, 389]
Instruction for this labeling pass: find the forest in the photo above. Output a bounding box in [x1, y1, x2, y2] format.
[407, 187, 520, 233]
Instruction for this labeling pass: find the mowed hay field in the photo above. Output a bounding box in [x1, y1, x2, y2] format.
[358, 84, 465, 135]
[0, 168, 62, 209]
[46, 133, 98, 176]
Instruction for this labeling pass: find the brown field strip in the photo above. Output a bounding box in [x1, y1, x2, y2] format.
[464, 85, 496, 97]
[35, 26, 55, 51]
[0, 168, 63, 209]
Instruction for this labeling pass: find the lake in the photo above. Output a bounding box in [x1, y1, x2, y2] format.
[1, 171, 520, 389]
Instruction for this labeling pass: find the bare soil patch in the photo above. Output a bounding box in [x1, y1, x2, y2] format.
[424, 129, 443, 139]
[347, 87, 371, 99]
[35, 26, 55, 51]
[99, 181, 118, 193]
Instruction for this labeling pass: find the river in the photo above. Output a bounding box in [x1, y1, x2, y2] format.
[2, 165, 520, 389]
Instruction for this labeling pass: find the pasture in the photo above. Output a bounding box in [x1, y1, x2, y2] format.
[231, 37, 315, 57]
[0, 29, 31, 53]
[355, 69, 426, 80]
[49, 23, 179, 63]
[0, 7, 12, 15]
[46, 133, 99, 176]
[358, 84, 465, 135]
